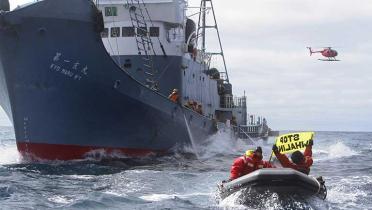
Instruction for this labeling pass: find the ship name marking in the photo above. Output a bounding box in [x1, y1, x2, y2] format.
[49, 52, 89, 81]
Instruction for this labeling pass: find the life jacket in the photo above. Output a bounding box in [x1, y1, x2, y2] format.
[274, 148, 312, 175]
[169, 93, 179, 102]
[230, 154, 272, 180]
[241, 155, 265, 171]
[192, 48, 197, 59]
[295, 159, 311, 175]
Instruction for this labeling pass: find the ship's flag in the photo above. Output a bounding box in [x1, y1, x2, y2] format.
[274, 132, 314, 154]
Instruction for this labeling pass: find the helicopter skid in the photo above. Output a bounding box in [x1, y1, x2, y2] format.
[318, 59, 340, 61]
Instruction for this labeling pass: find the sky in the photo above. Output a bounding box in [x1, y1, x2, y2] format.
[2, 0, 372, 132]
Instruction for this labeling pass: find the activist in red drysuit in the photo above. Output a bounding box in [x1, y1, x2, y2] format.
[272, 139, 313, 175]
[229, 147, 274, 180]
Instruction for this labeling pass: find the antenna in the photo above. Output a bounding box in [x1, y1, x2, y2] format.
[196, 0, 229, 83]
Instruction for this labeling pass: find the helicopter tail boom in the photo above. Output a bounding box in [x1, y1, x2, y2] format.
[307, 47, 313, 56]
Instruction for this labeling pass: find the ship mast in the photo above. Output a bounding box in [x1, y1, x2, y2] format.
[197, 0, 229, 83]
[200, 0, 206, 53]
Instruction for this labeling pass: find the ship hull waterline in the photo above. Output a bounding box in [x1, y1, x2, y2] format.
[0, 0, 216, 160]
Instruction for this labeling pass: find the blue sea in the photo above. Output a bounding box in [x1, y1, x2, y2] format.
[0, 126, 371, 209]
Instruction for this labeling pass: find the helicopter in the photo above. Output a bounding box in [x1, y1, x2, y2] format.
[307, 47, 340, 61]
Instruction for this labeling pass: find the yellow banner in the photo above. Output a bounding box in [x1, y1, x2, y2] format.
[275, 132, 314, 154]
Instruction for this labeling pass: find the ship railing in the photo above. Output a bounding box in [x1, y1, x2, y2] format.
[231, 125, 255, 144]
[220, 96, 246, 109]
[238, 125, 260, 134]
[247, 114, 267, 125]
[217, 123, 255, 145]
[194, 49, 212, 64]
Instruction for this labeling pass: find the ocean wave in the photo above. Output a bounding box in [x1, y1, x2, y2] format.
[0, 186, 15, 199]
[68, 174, 95, 180]
[140, 192, 210, 202]
[218, 189, 313, 210]
[313, 141, 359, 162]
[217, 190, 248, 210]
[47, 195, 74, 204]
[327, 175, 371, 207]
[0, 143, 21, 165]
[196, 129, 263, 160]
[328, 142, 358, 158]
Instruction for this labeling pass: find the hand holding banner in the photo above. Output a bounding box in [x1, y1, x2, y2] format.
[274, 132, 314, 154]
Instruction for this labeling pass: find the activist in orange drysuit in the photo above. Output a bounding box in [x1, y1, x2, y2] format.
[272, 139, 313, 175]
[230, 147, 274, 180]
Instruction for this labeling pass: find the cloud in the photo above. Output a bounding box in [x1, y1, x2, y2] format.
[186, 0, 372, 131]
[197, 0, 372, 28]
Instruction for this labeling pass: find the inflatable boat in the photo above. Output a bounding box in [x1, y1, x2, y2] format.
[219, 168, 327, 200]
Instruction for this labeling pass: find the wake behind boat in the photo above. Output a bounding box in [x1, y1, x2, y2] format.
[218, 168, 327, 200]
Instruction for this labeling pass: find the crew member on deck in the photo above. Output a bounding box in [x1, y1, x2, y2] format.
[192, 101, 198, 110]
[229, 147, 274, 180]
[196, 104, 203, 115]
[168, 89, 180, 103]
[231, 116, 237, 126]
[272, 140, 313, 175]
[185, 100, 193, 109]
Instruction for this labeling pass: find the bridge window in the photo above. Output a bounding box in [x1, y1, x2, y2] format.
[137, 27, 147, 37]
[111, 27, 120, 37]
[101, 28, 108, 38]
[122, 27, 135, 37]
[149, 27, 159, 37]
[105, 7, 117, 16]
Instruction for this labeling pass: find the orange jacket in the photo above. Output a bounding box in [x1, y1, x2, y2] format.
[168, 92, 179, 103]
[274, 145, 313, 175]
[230, 154, 274, 180]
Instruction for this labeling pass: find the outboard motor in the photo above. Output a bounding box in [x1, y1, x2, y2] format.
[316, 176, 327, 200]
[0, 0, 10, 11]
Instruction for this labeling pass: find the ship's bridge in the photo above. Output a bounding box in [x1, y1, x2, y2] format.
[97, 0, 187, 57]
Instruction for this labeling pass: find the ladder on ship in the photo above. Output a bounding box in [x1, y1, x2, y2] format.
[127, 0, 158, 90]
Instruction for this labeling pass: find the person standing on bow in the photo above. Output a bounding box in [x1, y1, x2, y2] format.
[229, 147, 274, 180]
[272, 140, 313, 175]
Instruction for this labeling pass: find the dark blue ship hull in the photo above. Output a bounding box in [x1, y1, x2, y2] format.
[0, 0, 216, 160]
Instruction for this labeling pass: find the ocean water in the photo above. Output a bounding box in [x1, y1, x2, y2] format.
[0, 126, 371, 210]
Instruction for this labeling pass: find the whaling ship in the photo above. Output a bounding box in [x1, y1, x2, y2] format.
[0, 0, 271, 160]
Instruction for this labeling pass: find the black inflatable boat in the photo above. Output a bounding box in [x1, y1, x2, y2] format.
[219, 168, 327, 200]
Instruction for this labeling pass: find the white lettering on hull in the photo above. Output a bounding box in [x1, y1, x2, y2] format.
[49, 52, 89, 81]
